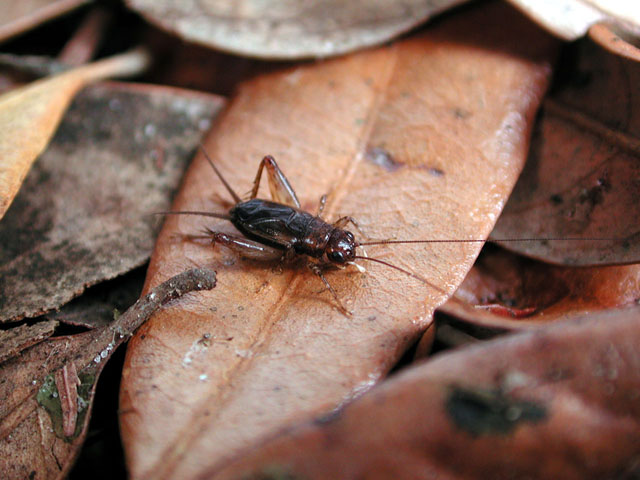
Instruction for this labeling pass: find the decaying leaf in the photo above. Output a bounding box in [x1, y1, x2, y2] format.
[120, 4, 557, 478]
[439, 247, 640, 331]
[0, 0, 90, 43]
[211, 306, 640, 480]
[490, 21, 640, 266]
[126, 0, 468, 59]
[46, 266, 146, 329]
[0, 268, 216, 480]
[0, 82, 224, 322]
[507, 0, 640, 40]
[0, 320, 57, 364]
[0, 47, 150, 219]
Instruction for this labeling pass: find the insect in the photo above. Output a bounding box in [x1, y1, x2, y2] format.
[162, 148, 456, 315]
[162, 148, 611, 315]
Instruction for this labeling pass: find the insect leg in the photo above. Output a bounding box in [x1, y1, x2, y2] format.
[249, 155, 301, 208]
[206, 230, 283, 261]
[316, 194, 327, 217]
[308, 263, 351, 316]
[333, 216, 369, 239]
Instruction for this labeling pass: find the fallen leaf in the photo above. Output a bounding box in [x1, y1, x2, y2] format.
[211, 305, 640, 480]
[0, 47, 151, 219]
[0, 82, 224, 322]
[588, 22, 640, 63]
[46, 266, 146, 329]
[0, 268, 216, 480]
[0, 320, 57, 364]
[0, 0, 90, 43]
[507, 0, 640, 40]
[126, 0, 468, 59]
[490, 28, 640, 265]
[120, 3, 556, 478]
[439, 246, 640, 331]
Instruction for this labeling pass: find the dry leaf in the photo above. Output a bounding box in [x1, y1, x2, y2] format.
[490, 30, 640, 266]
[46, 267, 146, 329]
[439, 247, 640, 331]
[507, 0, 640, 40]
[0, 320, 57, 364]
[126, 0, 468, 59]
[0, 0, 90, 43]
[120, 4, 556, 478]
[0, 82, 224, 322]
[0, 268, 216, 480]
[0, 47, 150, 219]
[211, 306, 640, 480]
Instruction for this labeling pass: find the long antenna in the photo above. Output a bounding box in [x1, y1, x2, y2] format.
[353, 255, 450, 298]
[358, 237, 618, 246]
[199, 145, 241, 204]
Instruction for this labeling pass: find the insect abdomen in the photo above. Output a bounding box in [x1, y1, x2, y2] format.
[230, 199, 332, 255]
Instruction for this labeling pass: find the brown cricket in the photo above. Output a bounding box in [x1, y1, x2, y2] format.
[162, 148, 610, 315]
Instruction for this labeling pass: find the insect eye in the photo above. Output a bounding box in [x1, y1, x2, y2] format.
[328, 250, 345, 263]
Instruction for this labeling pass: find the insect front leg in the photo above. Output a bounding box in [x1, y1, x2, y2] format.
[333, 216, 369, 239]
[316, 194, 327, 217]
[308, 262, 351, 316]
[206, 230, 283, 261]
[249, 155, 301, 208]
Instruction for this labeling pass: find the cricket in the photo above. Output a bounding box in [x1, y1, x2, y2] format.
[161, 148, 609, 315]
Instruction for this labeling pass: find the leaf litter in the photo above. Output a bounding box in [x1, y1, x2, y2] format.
[0, 82, 224, 323]
[0, 47, 151, 219]
[490, 29, 640, 266]
[210, 305, 640, 480]
[438, 246, 640, 331]
[0, 268, 216, 480]
[120, 3, 557, 478]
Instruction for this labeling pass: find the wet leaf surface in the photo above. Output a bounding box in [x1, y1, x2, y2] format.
[0, 0, 90, 43]
[0, 48, 151, 220]
[120, 4, 556, 478]
[490, 32, 640, 266]
[126, 0, 468, 59]
[0, 268, 216, 480]
[439, 246, 640, 331]
[0, 82, 224, 322]
[211, 306, 640, 480]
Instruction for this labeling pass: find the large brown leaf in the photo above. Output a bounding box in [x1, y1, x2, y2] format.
[210, 306, 640, 479]
[0, 82, 224, 322]
[0, 268, 216, 480]
[120, 3, 556, 478]
[126, 0, 468, 59]
[490, 29, 640, 265]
